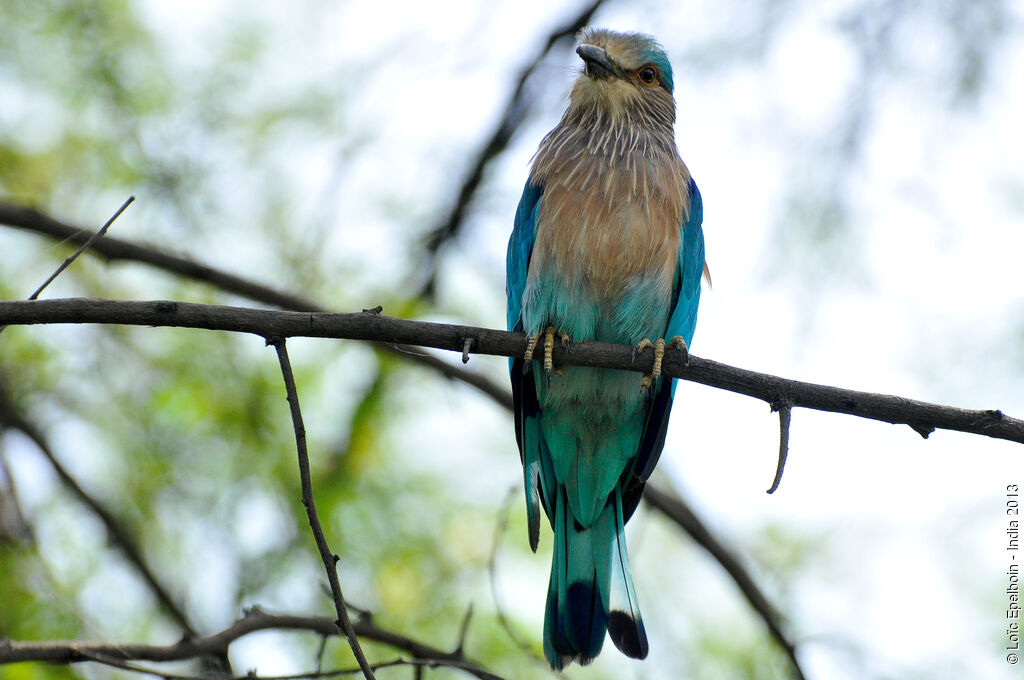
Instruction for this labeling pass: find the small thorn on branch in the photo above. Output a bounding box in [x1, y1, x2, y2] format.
[909, 422, 935, 439]
[767, 402, 793, 494]
[461, 338, 474, 364]
[362, 305, 383, 314]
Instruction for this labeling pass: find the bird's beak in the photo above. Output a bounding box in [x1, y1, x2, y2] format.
[576, 44, 615, 79]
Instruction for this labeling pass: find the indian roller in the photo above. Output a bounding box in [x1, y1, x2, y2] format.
[506, 28, 708, 669]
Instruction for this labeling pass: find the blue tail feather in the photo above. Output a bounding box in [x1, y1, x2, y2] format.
[607, 489, 648, 659]
[544, 490, 571, 669]
[544, 488, 620, 668]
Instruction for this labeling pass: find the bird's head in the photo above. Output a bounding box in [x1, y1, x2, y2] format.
[568, 28, 676, 125]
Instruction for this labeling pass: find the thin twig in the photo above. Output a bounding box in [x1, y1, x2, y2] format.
[314, 634, 329, 673]
[0, 197, 134, 338]
[767, 403, 793, 494]
[0, 200, 317, 311]
[268, 338, 376, 680]
[454, 604, 474, 655]
[28, 196, 134, 301]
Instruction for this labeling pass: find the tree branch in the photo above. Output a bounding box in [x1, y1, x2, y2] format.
[1, 297, 1021, 445]
[71, 653, 497, 680]
[0, 200, 511, 407]
[269, 338, 376, 680]
[0, 607, 506, 680]
[0, 201, 319, 312]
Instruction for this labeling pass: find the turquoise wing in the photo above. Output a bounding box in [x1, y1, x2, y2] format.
[506, 181, 542, 334]
[665, 177, 706, 352]
[507, 180, 550, 551]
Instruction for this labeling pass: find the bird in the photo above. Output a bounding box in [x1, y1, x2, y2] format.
[505, 28, 708, 669]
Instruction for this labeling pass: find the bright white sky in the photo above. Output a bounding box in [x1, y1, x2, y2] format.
[11, 0, 1023, 678]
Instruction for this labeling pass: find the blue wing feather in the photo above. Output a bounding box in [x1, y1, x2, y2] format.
[666, 178, 705, 352]
[507, 181, 543, 334]
[508, 180, 548, 550]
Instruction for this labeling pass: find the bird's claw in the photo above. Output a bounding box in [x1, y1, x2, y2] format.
[525, 326, 569, 378]
[633, 338, 660, 389]
[524, 332, 541, 363]
[666, 335, 688, 361]
[635, 335, 688, 388]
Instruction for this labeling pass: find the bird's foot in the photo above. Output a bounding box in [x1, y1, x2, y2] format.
[543, 327, 570, 377]
[525, 326, 569, 377]
[633, 338, 661, 389]
[634, 336, 688, 388]
[524, 331, 541, 363]
[666, 335, 689, 360]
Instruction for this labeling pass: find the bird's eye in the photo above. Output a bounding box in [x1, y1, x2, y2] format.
[637, 66, 657, 85]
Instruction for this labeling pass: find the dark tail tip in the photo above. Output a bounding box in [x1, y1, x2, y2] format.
[608, 610, 649, 659]
[566, 581, 608, 660]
